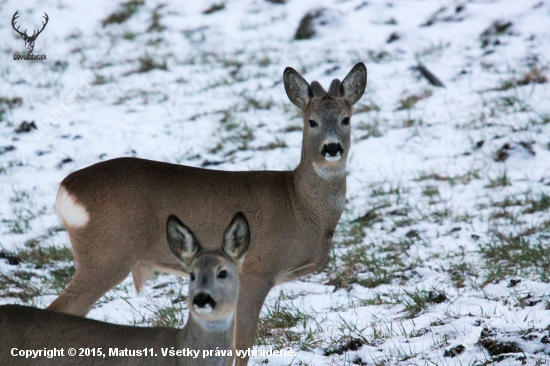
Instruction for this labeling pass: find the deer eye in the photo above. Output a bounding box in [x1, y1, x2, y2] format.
[342, 117, 350, 126]
[218, 270, 227, 279]
[190, 273, 196, 281]
[309, 120, 318, 128]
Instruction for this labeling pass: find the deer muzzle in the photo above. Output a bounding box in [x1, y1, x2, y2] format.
[193, 293, 216, 314]
[321, 143, 344, 162]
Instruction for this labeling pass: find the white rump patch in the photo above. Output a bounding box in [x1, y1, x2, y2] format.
[55, 186, 89, 228]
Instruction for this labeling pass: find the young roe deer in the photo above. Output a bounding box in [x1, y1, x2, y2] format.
[0, 213, 250, 366]
[47, 63, 367, 364]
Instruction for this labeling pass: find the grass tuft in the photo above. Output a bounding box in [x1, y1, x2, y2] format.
[480, 235, 550, 284]
[102, 0, 144, 27]
[397, 90, 432, 110]
[203, 3, 225, 15]
[523, 192, 550, 214]
[136, 55, 167, 73]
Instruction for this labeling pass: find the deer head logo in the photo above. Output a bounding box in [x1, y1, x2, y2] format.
[11, 11, 49, 54]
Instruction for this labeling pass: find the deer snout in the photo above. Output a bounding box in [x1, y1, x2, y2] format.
[321, 143, 344, 162]
[192, 293, 216, 314]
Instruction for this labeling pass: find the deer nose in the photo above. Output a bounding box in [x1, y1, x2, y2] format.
[321, 143, 344, 159]
[193, 293, 216, 314]
[325, 143, 340, 156]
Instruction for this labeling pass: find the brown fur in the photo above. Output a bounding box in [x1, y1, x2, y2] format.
[47, 64, 367, 365]
[1, 213, 251, 366]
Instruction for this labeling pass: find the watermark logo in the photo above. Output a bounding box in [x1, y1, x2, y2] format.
[12, 10, 48, 60]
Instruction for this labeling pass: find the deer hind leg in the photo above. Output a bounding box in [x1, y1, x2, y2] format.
[47, 227, 149, 316]
[234, 275, 273, 366]
[46, 231, 139, 316]
[51, 187, 149, 316]
[47, 258, 136, 316]
[47, 227, 138, 316]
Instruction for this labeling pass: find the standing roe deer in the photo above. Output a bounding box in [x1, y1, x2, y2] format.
[47, 63, 367, 365]
[0, 212, 250, 366]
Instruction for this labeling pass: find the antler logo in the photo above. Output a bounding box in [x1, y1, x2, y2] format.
[12, 10, 49, 54]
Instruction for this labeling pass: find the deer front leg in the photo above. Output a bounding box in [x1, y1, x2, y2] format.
[234, 275, 273, 366]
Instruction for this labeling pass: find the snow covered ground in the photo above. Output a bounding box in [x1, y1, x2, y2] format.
[1, 0, 550, 364]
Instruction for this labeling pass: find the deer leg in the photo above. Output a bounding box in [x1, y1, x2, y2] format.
[47, 259, 135, 317]
[234, 275, 273, 366]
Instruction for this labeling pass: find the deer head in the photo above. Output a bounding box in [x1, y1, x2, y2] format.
[12, 11, 49, 54]
[166, 213, 251, 323]
[284, 63, 367, 179]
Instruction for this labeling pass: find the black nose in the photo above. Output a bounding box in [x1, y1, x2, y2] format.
[322, 143, 344, 157]
[193, 293, 216, 309]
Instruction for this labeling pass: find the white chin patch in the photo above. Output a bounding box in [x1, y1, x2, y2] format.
[324, 153, 341, 162]
[194, 304, 213, 315]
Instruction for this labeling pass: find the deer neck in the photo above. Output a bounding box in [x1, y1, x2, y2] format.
[293, 149, 347, 226]
[177, 312, 235, 359]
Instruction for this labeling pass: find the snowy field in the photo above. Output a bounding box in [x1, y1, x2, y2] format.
[1, 0, 550, 364]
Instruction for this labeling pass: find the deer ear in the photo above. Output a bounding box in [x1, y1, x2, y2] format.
[284, 67, 312, 109]
[341, 63, 367, 105]
[222, 213, 250, 264]
[166, 215, 200, 260]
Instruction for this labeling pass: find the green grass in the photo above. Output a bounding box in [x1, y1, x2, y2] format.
[0, 272, 44, 303]
[446, 261, 478, 288]
[0, 96, 23, 122]
[102, 0, 144, 27]
[122, 32, 137, 41]
[523, 192, 550, 214]
[325, 316, 368, 356]
[16, 246, 74, 268]
[495, 66, 548, 91]
[136, 55, 167, 73]
[493, 195, 524, 209]
[145, 302, 188, 327]
[256, 297, 313, 349]
[480, 235, 550, 284]
[209, 110, 255, 155]
[485, 171, 511, 188]
[203, 3, 225, 15]
[415, 169, 480, 186]
[0, 244, 75, 300]
[367, 50, 395, 63]
[147, 5, 166, 32]
[356, 115, 384, 139]
[399, 288, 446, 319]
[6, 188, 43, 234]
[323, 224, 412, 291]
[397, 90, 432, 110]
[429, 207, 452, 223]
[421, 185, 440, 199]
[1, 11, 549, 364]
[354, 101, 381, 114]
[241, 95, 274, 111]
[92, 74, 108, 85]
[402, 117, 423, 128]
[257, 140, 287, 151]
[370, 183, 407, 197]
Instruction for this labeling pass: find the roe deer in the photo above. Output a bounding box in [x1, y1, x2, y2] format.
[0, 213, 250, 366]
[47, 63, 367, 365]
